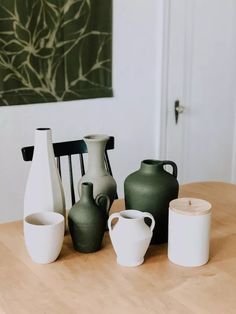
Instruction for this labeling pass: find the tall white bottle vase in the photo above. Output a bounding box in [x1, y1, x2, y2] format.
[24, 128, 65, 219]
[78, 134, 117, 210]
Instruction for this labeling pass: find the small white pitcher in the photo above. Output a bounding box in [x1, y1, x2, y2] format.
[108, 210, 155, 267]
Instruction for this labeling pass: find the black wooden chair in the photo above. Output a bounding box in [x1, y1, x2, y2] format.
[21, 137, 117, 207]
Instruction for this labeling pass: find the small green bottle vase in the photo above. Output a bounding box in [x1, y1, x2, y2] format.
[68, 182, 109, 253]
[124, 160, 179, 244]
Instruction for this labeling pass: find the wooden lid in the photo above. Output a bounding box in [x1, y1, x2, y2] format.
[169, 198, 212, 216]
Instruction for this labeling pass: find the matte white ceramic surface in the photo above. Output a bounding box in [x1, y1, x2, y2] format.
[108, 210, 155, 267]
[24, 211, 64, 264]
[24, 128, 65, 218]
[168, 198, 212, 267]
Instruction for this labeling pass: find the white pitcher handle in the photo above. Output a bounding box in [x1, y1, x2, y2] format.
[108, 213, 120, 231]
[143, 212, 155, 232]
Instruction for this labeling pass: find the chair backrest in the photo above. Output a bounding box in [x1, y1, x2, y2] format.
[21, 137, 116, 207]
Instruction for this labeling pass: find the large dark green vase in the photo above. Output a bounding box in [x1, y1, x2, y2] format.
[68, 182, 107, 253]
[124, 160, 179, 244]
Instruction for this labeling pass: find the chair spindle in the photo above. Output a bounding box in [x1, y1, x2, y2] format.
[68, 155, 75, 206]
[57, 157, 61, 177]
[104, 150, 113, 176]
[79, 154, 85, 176]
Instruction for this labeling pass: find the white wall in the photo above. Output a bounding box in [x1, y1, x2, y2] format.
[0, 1, 164, 222]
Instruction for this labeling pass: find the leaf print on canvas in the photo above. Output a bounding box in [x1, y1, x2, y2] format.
[0, 0, 112, 106]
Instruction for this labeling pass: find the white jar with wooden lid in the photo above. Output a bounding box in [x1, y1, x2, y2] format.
[168, 198, 212, 267]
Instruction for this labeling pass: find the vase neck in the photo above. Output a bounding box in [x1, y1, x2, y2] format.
[33, 128, 54, 161]
[80, 182, 94, 203]
[119, 210, 144, 227]
[120, 217, 144, 226]
[140, 160, 164, 174]
[84, 135, 109, 176]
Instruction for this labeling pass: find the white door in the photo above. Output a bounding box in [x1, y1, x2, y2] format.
[165, 0, 236, 184]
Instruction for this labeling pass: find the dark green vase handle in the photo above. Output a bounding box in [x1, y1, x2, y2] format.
[95, 193, 111, 214]
[162, 160, 178, 178]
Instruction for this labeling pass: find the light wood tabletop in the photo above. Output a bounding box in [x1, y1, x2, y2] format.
[0, 182, 236, 314]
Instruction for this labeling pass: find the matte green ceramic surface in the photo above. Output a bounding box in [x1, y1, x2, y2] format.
[68, 182, 106, 253]
[124, 160, 179, 244]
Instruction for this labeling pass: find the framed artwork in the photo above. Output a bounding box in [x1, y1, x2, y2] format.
[0, 0, 113, 106]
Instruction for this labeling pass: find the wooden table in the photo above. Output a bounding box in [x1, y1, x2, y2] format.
[1, 182, 236, 314]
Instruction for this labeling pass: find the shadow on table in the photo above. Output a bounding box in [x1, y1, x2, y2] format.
[209, 233, 236, 262]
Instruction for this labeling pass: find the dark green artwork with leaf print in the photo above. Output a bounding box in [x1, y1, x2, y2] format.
[0, 0, 113, 106]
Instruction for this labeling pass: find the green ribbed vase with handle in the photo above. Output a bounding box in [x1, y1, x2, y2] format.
[124, 160, 179, 244]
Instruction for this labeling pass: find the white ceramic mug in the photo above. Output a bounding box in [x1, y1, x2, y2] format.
[24, 211, 64, 264]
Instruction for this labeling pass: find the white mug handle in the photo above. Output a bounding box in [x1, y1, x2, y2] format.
[108, 213, 120, 231]
[143, 212, 155, 232]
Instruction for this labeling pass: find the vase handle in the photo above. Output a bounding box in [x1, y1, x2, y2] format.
[108, 213, 120, 231]
[162, 160, 178, 178]
[95, 193, 111, 214]
[143, 212, 155, 232]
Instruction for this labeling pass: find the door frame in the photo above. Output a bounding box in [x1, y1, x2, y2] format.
[159, 0, 170, 160]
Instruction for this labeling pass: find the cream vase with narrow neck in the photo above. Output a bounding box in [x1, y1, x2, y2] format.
[108, 210, 155, 267]
[24, 128, 65, 219]
[78, 134, 117, 212]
